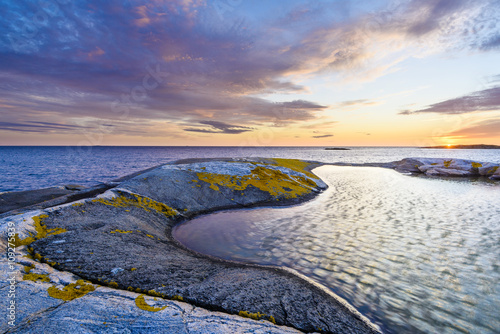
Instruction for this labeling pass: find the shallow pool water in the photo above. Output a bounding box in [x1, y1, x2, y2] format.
[173, 166, 500, 334]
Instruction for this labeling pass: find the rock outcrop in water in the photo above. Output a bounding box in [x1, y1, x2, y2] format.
[0, 158, 381, 334]
[392, 158, 500, 179]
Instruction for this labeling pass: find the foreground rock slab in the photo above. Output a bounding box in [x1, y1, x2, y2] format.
[1, 158, 380, 334]
[0, 255, 303, 334]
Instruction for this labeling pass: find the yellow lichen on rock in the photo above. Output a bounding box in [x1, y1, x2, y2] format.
[24, 264, 35, 273]
[271, 158, 318, 179]
[239, 310, 267, 321]
[13, 214, 67, 247]
[108, 281, 119, 288]
[197, 165, 317, 199]
[109, 229, 133, 234]
[13, 233, 35, 247]
[92, 193, 177, 217]
[148, 290, 163, 297]
[23, 273, 50, 283]
[443, 160, 453, 168]
[134, 295, 167, 312]
[47, 280, 95, 301]
[471, 162, 482, 168]
[23, 263, 51, 282]
[239, 310, 277, 324]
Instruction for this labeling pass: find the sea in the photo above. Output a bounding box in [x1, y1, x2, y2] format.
[1, 146, 499, 334]
[0, 146, 499, 192]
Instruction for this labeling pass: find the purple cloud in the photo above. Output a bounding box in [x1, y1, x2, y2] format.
[312, 134, 334, 138]
[446, 118, 500, 138]
[0, 121, 89, 133]
[480, 34, 500, 51]
[184, 121, 253, 134]
[0, 0, 498, 138]
[400, 86, 500, 115]
[404, 0, 468, 37]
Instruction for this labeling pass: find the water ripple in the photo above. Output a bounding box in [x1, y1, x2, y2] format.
[174, 166, 500, 334]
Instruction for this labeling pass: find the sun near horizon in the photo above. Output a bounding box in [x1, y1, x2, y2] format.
[0, 0, 499, 147]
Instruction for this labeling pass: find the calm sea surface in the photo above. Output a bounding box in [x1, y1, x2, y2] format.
[1, 146, 499, 333]
[0, 146, 499, 192]
[175, 166, 500, 334]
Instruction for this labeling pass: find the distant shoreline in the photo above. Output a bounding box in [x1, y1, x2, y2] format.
[422, 144, 500, 149]
[324, 147, 351, 150]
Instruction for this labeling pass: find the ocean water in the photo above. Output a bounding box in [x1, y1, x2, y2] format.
[174, 166, 500, 334]
[0, 146, 499, 192]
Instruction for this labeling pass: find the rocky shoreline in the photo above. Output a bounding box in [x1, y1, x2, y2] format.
[1, 158, 380, 334]
[1, 157, 498, 333]
[391, 157, 500, 179]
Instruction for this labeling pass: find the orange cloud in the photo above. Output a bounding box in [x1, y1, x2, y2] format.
[133, 5, 151, 27]
[87, 46, 105, 58]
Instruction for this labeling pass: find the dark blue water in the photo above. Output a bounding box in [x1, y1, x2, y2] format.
[1, 146, 499, 192]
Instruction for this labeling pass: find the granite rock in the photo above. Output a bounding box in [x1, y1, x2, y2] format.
[490, 167, 500, 180]
[0, 187, 75, 214]
[392, 158, 499, 179]
[478, 163, 500, 176]
[0, 255, 304, 334]
[0, 158, 380, 334]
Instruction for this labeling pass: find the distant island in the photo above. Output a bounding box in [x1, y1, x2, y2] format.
[422, 144, 500, 149]
[325, 147, 351, 150]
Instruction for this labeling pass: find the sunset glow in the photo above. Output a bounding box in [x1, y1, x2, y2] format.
[1, 0, 499, 146]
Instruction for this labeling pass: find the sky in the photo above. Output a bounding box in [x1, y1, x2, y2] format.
[0, 0, 499, 146]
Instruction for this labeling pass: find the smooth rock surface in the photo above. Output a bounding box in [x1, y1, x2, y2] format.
[0, 187, 75, 214]
[0, 183, 113, 218]
[0, 255, 304, 334]
[424, 168, 473, 177]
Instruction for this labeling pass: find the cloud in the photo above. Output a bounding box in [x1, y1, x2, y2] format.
[301, 121, 338, 129]
[312, 134, 334, 138]
[400, 86, 500, 115]
[0, 121, 89, 133]
[445, 118, 500, 138]
[403, 0, 468, 37]
[480, 34, 500, 51]
[0, 0, 498, 139]
[337, 99, 375, 107]
[274, 0, 499, 80]
[333, 99, 380, 110]
[184, 120, 253, 134]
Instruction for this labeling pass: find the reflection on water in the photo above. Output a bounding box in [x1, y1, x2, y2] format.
[173, 166, 500, 334]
